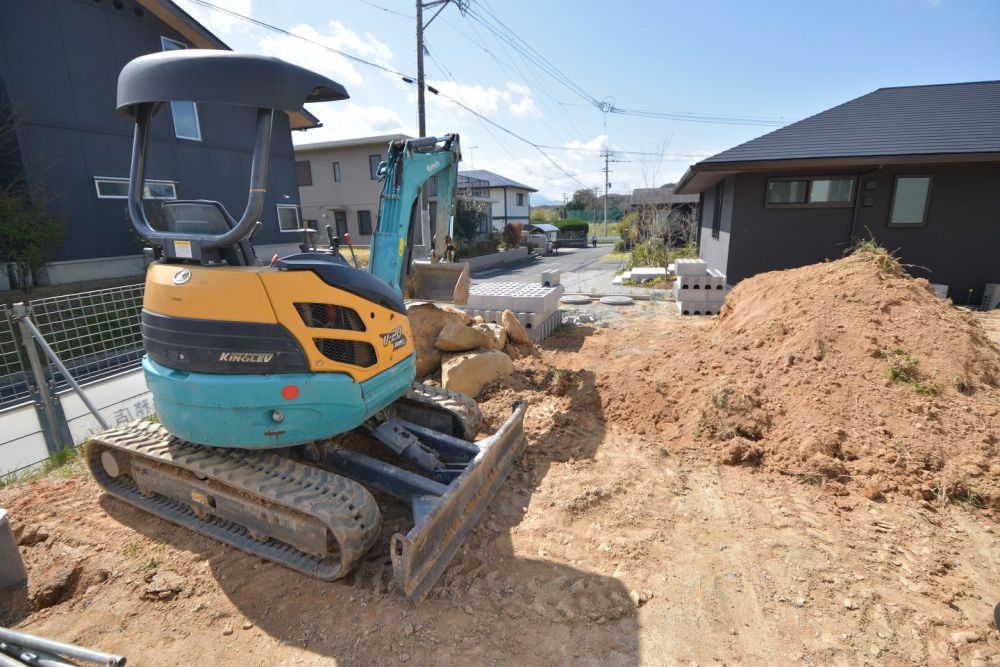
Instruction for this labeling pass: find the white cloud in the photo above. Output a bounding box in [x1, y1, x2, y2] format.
[258, 21, 393, 87]
[175, 0, 253, 36]
[292, 101, 412, 144]
[426, 80, 504, 115]
[505, 83, 539, 118]
[424, 79, 541, 119]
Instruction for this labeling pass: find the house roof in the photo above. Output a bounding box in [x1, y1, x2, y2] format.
[527, 223, 559, 233]
[629, 185, 699, 206]
[294, 134, 413, 153]
[136, 1, 322, 131]
[675, 80, 1000, 193]
[459, 170, 537, 192]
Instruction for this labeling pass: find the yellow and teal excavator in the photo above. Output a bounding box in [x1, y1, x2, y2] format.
[85, 50, 526, 602]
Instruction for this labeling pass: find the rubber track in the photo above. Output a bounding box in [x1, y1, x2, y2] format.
[87, 420, 380, 580]
[404, 382, 482, 440]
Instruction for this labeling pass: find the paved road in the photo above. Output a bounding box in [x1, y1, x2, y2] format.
[472, 246, 625, 292]
[471, 246, 669, 297]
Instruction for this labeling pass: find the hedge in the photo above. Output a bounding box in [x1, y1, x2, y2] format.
[554, 219, 589, 234]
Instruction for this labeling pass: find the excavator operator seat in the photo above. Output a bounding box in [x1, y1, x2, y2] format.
[160, 200, 256, 266]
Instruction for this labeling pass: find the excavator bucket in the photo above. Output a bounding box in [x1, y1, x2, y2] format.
[407, 260, 471, 305]
[322, 401, 528, 602]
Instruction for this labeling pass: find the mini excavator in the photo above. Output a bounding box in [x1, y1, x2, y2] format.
[86, 50, 526, 602]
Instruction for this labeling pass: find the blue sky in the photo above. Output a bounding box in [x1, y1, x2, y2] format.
[176, 0, 1000, 202]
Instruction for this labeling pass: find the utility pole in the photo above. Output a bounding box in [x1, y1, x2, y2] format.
[416, 0, 425, 137]
[603, 148, 610, 237]
[416, 0, 467, 137]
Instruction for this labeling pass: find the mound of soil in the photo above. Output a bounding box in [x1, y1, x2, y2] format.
[596, 251, 1000, 507]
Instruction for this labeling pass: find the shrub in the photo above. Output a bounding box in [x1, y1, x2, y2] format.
[500, 222, 523, 249]
[555, 219, 589, 234]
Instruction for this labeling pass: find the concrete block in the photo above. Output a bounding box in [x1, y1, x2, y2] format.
[674, 258, 708, 277]
[530, 309, 563, 342]
[461, 308, 550, 332]
[675, 275, 714, 291]
[630, 267, 667, 282]
[673, 286, 708, 303]
[676, 301, 722, 316]
[466, 282, 564, 313]
[984, 284, 1000, 310]
[541, 270, 561, 287]
[707, 268, 728, 291]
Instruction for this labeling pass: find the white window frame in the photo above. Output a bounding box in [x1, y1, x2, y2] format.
[94, 176, 177, 200]
[277, 204, 303, 232]
[160, 36, 203, 142]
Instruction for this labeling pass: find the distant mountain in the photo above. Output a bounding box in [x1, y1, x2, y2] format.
[530, 195, 563, 206]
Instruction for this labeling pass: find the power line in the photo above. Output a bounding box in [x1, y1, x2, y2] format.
[608, 105, 788, 126]
[181, 0, 592, 189]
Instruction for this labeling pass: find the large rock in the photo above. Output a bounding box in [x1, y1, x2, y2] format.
[472, 322, 507, 350]
[442, 350, 514, 398]
[501, 310, 530, 345]
[407, 303, 468, 377]
[435, 320, 493, 352]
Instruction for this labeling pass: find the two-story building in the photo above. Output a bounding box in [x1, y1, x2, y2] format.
[1, 0, 313, 290]
[459, 169, 536, 231]
[293, 134, 410, 246]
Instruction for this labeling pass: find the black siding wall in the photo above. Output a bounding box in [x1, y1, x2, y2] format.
[710, 163, 999, 304]
[855, 163, 1000, 305]
[0, 0, 300, 265]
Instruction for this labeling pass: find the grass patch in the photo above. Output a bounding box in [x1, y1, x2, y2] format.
[602, 250, 630, 263]
[123, 540, 143, 558]
[848, 237, 903, 276]
[0, 445, 85, 489]
[883, 347, 938, 395]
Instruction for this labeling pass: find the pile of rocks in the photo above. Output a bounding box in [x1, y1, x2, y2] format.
[673, 258, 731, 316]
[407, 302, 532, 398]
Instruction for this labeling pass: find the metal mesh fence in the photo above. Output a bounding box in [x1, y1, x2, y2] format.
[0, 305, 33, 409]
[27, 283, 146, 393]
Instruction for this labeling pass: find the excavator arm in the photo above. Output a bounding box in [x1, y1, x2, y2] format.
[366, 134, 469, 303]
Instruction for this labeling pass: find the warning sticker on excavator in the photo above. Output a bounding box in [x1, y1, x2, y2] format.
[398, 238, 405, 256]
[174, 240, 193, 259]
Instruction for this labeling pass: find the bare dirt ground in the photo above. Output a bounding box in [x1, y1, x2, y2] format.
[4, 253, 1000, 666]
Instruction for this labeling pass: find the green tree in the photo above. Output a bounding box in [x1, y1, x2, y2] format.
[569, 188, 597, 210]
[454, 198, 490, 244]
[0, 194, 66, 292]
[1, 99, 66, 291]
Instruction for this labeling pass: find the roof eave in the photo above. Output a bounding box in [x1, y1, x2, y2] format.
[675, 151, 1000, 193]
[137, 0, 229, 49]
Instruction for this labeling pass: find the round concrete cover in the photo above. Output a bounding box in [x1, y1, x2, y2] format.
[600, 295, 634, 306]
[560, 295, 592, 304]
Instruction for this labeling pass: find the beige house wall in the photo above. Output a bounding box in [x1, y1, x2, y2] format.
[294, 135, 409, 246]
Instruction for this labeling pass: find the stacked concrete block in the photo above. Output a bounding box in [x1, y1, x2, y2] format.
[541, 270, 561, 287]
[461, 282, 565, 342]
[673, 262, 731, 316]
[466, 282, 564, 314]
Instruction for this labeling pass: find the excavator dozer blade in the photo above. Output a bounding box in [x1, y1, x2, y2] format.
[325, 401, 528, 602]
[407, 260, 470, 304]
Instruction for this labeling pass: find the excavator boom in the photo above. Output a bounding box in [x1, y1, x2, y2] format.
[367, 134, 471, 303]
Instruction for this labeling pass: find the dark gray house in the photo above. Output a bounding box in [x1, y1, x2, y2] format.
[0, 0, 315, 290]
[675, 81, 1000, 304]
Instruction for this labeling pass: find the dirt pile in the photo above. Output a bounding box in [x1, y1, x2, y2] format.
[597, 250, 1000, 507]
